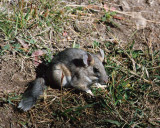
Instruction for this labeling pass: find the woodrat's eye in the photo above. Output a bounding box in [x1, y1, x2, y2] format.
[93, 67, 99, 73]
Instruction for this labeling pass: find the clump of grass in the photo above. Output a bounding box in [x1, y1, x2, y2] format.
[103, 40, 160, 127]
[101, 11, 119, 30]
[0, 0, 69, 63]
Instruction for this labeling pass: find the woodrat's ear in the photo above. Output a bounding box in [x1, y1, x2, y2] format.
[82, 53, 94, 67]
[97, 49, 104, 62]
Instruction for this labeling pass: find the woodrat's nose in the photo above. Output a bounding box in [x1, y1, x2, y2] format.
[100, 76, 108, 85]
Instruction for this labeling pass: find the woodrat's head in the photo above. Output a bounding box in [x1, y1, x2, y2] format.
[82, 49, 108, 85]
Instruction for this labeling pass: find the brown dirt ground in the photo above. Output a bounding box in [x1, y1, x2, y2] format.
[0, 0, 160, 127]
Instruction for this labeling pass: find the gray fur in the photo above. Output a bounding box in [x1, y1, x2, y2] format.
[18, 48, 108, 111]
[18, 78, 45, 111]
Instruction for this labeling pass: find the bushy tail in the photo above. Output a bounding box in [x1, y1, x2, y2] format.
[18, 78, 46, 111]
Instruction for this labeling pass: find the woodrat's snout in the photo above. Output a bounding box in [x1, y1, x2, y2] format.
[99, 75, 108, 85]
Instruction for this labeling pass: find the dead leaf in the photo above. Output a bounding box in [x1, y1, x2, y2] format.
[31, 50, 44, 66]
[113, 15, 124, 20]
[33, 56, 42, 66]
[31, 50, 44, 57]
[63, 31, 68, 37]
